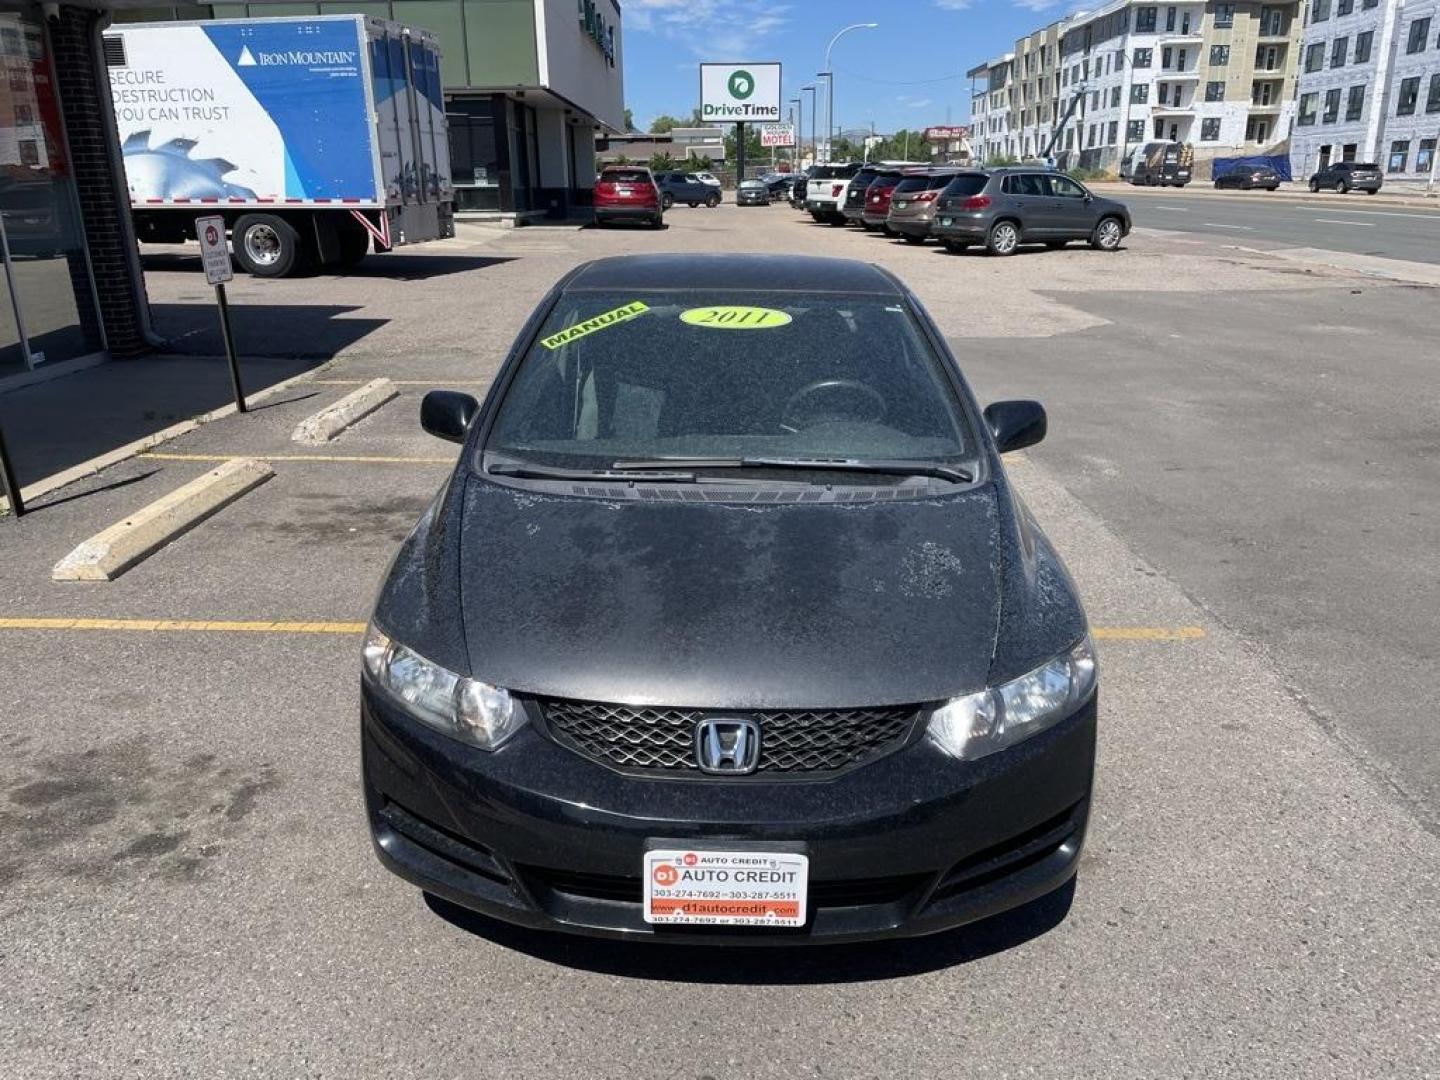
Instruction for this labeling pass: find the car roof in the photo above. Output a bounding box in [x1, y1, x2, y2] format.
[564, 254, 905, 296]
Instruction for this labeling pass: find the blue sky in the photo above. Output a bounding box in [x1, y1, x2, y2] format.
[621, 0, 1062, 135]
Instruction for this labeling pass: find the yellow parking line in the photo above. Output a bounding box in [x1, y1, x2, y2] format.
[0, 618, 1206, 641]
[139, 452, 454, 464]
[0, 617, 366, 634]
[1093, 626, 1206, 641]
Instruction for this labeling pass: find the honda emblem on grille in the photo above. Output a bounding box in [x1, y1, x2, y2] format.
[695, 717, 762, 775]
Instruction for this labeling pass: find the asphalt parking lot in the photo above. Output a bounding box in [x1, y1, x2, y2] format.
[2, 203, 1438, 1077]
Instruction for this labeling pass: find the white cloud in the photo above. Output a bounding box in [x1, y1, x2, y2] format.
[1013, 0, 1062, 10]
[934, 0, 972, 9]
[627, 0, 791, 57]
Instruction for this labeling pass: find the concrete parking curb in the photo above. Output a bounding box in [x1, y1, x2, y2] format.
[51, 458, 274, 582]
[291, 378, 398, 444]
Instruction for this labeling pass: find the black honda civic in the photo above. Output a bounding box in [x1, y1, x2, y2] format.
[362, 253, 1097, 944]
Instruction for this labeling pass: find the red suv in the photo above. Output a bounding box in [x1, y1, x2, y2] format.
[594, 166, 663, 228]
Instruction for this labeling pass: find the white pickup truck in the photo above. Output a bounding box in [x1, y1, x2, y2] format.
[803, 162, 861, 224]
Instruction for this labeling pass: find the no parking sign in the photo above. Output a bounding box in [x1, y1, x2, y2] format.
[196, 215, 233, 286]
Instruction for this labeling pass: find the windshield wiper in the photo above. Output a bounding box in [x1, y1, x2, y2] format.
[487, 460, 696, 482]
[610, 457, 974, 484]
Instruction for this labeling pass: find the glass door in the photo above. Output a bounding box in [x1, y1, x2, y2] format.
[0, 13, 103, 381]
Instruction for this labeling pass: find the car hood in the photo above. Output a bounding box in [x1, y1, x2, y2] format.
[457, 477, 1004, 710]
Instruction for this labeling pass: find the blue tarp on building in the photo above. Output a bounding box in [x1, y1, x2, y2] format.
[1212, 154, 1293, 182]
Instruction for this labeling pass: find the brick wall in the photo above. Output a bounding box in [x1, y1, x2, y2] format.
[48, 7, 151, 358]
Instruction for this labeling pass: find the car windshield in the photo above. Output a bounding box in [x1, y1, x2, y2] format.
[603, 169, 649, 183]
[486, 290, 975, 474]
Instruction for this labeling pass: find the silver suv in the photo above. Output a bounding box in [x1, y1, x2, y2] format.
[930, 169, 1131, 256]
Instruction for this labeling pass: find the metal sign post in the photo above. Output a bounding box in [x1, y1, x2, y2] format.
[196, 215, 245, 413]
[0, 415, 23, 517]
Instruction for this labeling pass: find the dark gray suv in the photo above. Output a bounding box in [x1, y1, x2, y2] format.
[931, 169, 1131, 256]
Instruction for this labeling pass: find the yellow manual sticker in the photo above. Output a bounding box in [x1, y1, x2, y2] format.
[679, 306, 793, 330]
[540, 301, 650, 350]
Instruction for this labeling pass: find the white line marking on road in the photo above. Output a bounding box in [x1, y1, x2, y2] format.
[1314, 218, 1375, 226]
[1203, 223, 1253, 229]
[1156, 205, 1191, 211]
[1292, 207, 1440, 221]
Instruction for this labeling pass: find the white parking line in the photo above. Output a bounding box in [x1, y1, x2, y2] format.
[1314, 218, 1375, 226]
[1204, 222, 1253, 229]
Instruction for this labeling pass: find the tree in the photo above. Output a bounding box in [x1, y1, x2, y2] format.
[650, 114, 684, 134]
[862, 129, 933, 163]
[623, 108, 638, 133]
[724, 124, 764, 172]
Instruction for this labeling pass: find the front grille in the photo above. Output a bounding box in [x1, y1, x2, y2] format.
[538, 699, 919, 777]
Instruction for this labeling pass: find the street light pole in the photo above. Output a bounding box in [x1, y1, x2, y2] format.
[789, 97, 800, 167]
[822, 22, 878, 164]
[800, 84, 816, 166]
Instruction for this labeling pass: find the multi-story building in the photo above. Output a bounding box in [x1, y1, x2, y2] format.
[969, 2, 1305, 172]
[967, 54, 1015, 161]
[1289, 0, 1440, 185]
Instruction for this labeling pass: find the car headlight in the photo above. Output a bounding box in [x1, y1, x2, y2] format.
[928, 636, 1096, 761]
[363, 624, 526, 750]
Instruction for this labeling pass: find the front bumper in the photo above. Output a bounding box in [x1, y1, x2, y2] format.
[362, 684, 1096, 944]
[737, 192, 770, 205]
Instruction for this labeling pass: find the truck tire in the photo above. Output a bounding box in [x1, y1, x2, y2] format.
[233, 214, 301, 277]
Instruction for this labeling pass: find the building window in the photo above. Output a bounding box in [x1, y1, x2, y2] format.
[1355, 31, 1373, 63]
[1131, 83, 1150, 103]
[1201, 118, 1221, 140]
[1116, 48, 1126, 69]
[1389, 139, 1409, 171]
[1214, 4, 1235, 28]
[1312, 0, 1331, 21]
[1331, 37, 1347, 66]
[1253, 80, 1275, 105]
[1206, 80, 1226, 101]
[1362, 0, 1378, 7]
[1346, 84, 1365, 120]
[1166, 5, 1176, 32]
[1136, 7, 1157, 32]
[1108, 120, 1119, 143]
[1159, 82, 1170, 104]
[1112, 85, 1122, 107]
[1428, 73, 1440, 113]
[1418, 138, 1436, 173]
[1260, 6, 1286, 34]
[1406, 18, 1430, 53]
[1246, 117, 1271, 141]
[1336, 0, 1353, 14]
[1256, 45, 1279, 70]
[1397, 76, 1420, 114]
[1298, 92, 1318, 125]
[1211, 44, 1230, 65]
[1323, 88, 1341, 122]
[1127, 119, 1145, 141]
[1133, 47, 1153, 67]
[1162, 45, 1173, 67]
[1304, 43, 1325, 72]
[1092, 90, 1101, 110]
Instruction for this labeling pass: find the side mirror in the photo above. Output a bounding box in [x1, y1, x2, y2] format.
[421, 389, 479, 444]
[983, 400, 1047, 454]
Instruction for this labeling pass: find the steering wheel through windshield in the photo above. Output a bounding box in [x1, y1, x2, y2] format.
[780, 379, 887, 433]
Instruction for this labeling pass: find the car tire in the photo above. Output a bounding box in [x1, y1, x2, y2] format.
[1309, 178, 1320, 192]
[705, 193, 720, 208]
[943, 240, 970, 253]
[810, 211, 825, 222]
[1365, 188, 1378, 195]
[661, 193, 674, 209]
[1090, 216, 1124, 251]
[1336, 180, 1349, 195]
[232, 213, 301, 277]
[651, 215, 664, 229]
[985, 220, 1020, 256]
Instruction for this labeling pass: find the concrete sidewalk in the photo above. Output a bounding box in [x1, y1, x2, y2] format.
[1092, 179, 1440, 209]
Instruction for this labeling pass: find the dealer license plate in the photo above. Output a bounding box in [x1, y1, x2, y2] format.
[939, 216, 953, 226]
[895, 201, 909, 209]
[644, 849, 809, 927]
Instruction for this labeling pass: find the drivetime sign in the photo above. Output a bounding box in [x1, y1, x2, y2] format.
[700, 62, 782, 122]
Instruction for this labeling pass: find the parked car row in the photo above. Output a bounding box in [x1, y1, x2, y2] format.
[798, 162, 1132, 256]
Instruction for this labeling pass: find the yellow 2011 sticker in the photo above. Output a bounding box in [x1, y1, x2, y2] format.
[680, 306, 793, 330]
[540, 301, 650, 350]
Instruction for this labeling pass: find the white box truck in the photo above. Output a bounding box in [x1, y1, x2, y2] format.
[104, 14, 454, 276]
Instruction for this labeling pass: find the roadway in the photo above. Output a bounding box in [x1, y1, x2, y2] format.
[1113, 185, 1440, 264]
